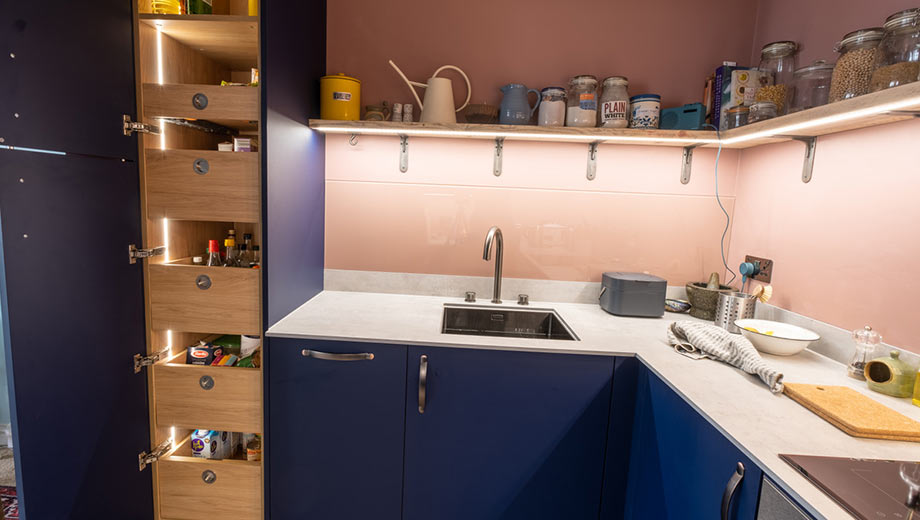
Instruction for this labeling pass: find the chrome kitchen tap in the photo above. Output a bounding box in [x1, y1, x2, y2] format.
[483, 226, 503, 303]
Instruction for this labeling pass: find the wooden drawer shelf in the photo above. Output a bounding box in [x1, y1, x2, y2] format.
[149, 263, 260, 335]
[159, 436, 261, 520]
[146, 149, 260, 223]
[144, 83, 259, 130]
[154, 351, 261, 433]
[139, 14, 259, 70]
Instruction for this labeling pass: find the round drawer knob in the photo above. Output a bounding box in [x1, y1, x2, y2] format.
[199, 375, 215, 390]
[201, 469, 217, 484]
[192, 92, 209, 110]
[193, 158, 210, 175]
[196, 274, 212, 290]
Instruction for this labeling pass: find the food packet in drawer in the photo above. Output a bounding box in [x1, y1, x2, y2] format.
[186, 343, 222, 366]
[191, 429, 221, 459]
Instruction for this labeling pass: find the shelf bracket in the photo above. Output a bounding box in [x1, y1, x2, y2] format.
[774, 135, 817, 183]
[493, 137, 504, 177]
[680, 144, 701, 184]
[586, 142, 599, 181]
[399, 135, 409, 173]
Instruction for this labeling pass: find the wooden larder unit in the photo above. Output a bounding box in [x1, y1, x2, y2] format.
[131, 2, 264, 518]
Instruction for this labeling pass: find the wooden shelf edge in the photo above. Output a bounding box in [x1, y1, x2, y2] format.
[310, 81, 920, 149]
[139, 14, 258, 23]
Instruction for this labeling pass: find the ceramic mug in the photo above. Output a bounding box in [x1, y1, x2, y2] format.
[364, 104, 391, 121]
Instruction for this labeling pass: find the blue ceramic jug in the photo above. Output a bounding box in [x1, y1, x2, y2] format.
[499, 84, 541, 125]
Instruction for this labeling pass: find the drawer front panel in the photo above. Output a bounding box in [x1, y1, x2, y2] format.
[143, 83, 259, 123]
[149, 265, 260, 334]
[155, 363, 261, 432]
[159, 458, 261, 520]
[146, 150, 260, 222]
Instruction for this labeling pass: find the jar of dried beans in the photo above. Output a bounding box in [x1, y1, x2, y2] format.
[754, 41, 798, 115]
[871, 8, 920, 92]
[829, 27, 884, 102]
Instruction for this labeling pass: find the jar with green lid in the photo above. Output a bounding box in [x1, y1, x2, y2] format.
[755, 41, 799, 115]
[871, 8, 920, 92]
[829, 27, 884, 102]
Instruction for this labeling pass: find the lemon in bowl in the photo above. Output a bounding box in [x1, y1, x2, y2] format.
[734, 319, 820, 356]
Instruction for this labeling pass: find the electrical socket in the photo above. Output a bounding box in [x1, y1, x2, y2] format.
[744, 255, 773, 283]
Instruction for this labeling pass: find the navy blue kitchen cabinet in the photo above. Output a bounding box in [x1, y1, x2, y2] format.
[403, 346, 616, 520]
[266, 338, 407, 519]
[624, 365, 763, 520]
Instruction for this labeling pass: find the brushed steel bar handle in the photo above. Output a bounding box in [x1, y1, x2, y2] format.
[418, 354, 428, 414]
[721, 462, 745, 520]
[301, 349, 374, 361]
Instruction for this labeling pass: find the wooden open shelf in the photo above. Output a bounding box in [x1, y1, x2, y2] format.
[139, 14, 259, 70]
[309, 81, 920, 149]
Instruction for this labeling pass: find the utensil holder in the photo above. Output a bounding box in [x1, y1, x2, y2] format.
[715, 292, 756, 333]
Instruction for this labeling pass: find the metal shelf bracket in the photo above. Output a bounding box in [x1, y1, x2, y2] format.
[586, 142, 599, 181]
[680, 144, 701, 184]
[399, 135, 409, 173]
[493, 137, 504, 177]
[774, 135, 818, 183]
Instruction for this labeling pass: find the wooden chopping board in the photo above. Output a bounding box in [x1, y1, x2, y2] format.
[784, 383, 920, 443]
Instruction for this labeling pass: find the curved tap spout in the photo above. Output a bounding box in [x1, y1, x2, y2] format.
[483, 226, 503, 303]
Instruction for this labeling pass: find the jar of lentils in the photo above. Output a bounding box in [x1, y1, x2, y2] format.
[754, 41, 798, 115]
[829, 27, 884, 102]
[870, 8, 920, 92]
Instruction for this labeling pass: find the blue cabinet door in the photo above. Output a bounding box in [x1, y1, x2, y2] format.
[624, 365, 762, 519]
[403, 347, 616, 520]
[266, 338, 407, 520]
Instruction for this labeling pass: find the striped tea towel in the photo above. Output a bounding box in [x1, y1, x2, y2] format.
[667, 321, 784, 393]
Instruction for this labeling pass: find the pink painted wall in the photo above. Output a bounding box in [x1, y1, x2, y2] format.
[325, 135, 740, 285]
[327, 0, 759, 112]
[728, 119, 920, 352]
[749, 0, 919, 66]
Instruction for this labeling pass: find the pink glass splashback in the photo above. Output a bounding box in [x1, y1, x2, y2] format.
[325, 135, 740, 284]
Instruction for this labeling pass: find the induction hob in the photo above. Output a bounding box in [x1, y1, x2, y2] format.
[781, 454, 920, 519]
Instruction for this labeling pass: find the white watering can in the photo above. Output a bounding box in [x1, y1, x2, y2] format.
[389, 60, 471, 124]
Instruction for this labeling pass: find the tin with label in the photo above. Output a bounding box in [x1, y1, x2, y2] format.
[320, 73, 361, 120]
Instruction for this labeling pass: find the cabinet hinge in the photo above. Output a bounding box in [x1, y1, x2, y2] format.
[134, 348, 169, 374]
[138, 438, 173, 471]
[128, 244, 166, 264]
[123, 115, 161, 136]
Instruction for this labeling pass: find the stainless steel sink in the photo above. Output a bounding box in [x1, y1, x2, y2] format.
[441, 304, 579, 341]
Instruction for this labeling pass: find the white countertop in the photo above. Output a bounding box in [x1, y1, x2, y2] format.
[268, 290, 920, 520]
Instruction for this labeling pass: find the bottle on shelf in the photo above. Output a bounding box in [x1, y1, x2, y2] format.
[224, 238, 242, 267]
[206, 240, 222, 267]
[250, 245, 261, 268]
[240, 233, 254, 266]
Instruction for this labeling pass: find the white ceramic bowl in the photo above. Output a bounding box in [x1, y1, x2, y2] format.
[734, 319, 820, 356]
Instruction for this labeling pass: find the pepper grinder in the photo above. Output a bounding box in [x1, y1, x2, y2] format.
[848, 325, 882, 380]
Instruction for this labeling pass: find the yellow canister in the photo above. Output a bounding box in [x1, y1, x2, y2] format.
[320, 74, 361, 120]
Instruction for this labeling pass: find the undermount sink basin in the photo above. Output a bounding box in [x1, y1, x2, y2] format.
[441, 304, 579, 341]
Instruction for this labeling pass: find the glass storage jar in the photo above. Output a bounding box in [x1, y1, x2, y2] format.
[829, 27, 884, 102]
[754, 40, 798, 115]
[748, 101, 777, 123]
[789, 60, 835, 112]
[725, 105, 749, 129]
[599, 76, 629, 128]
[537, 87, 566, 126]
[566, 75, 598, 127]
[871, 8, 920, 92]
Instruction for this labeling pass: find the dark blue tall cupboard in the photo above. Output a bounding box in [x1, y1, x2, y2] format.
[0, 0, 326, 518]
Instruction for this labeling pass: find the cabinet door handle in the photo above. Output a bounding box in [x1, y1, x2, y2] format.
[721, 462, 745, 520]
[418, 354, 428, 414]
[301, 349, 374, 361]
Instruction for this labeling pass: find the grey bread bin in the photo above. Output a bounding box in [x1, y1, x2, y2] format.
[599, 272, 667, 317]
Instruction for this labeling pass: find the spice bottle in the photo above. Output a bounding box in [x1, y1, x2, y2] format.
[829, 27, 884, 102]
[565, 75, 598, 127]
[871, 8, 920, 92]
[755, 41, 798, 115]
[847, 325, 882, 380]
[599, 76, 630, 128]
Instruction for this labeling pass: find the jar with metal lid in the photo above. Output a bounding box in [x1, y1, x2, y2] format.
[566, 75, 598, 127]
[599, 76, 629, 128]
[748, 101, 777, 123]
[789, 60, 835, 112]
[725, 105, 749, 129]
[537, 87, 566, 126]
[754, 41, 798, 115]
[829, 27, 884, 102]
[871, 8, 920, 92]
